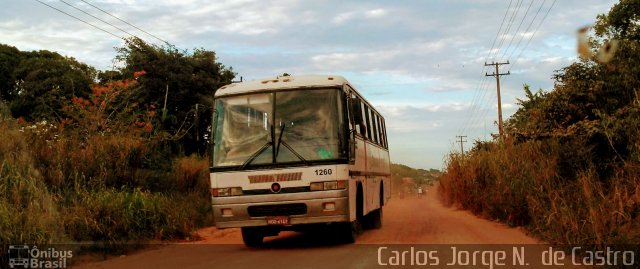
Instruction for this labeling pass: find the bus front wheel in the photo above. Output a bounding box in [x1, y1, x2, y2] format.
[241, 227, 264, 247]
[342, 219, 362, 243]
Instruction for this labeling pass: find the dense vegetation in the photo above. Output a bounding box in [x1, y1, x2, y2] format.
[391, 163, 440, 195]
[0, 38, 234, 248]
[440, 0, 640, 246]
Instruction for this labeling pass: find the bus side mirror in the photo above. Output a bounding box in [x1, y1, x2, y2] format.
[349, 130, 356, 164]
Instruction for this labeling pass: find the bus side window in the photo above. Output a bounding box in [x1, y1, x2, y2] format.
[374, 114, 380, 146]
[363, 104, 371, 140]
[371, 111, 379, 145]
[380, 117, 388, 148]
[377, 114, 384, 147]
[350, 95, 366, 136]
[348, 93, 356, 133]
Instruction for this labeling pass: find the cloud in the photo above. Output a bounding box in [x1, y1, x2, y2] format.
[365, 8, 387, 18]
[332, 11, 357, 24]
[376, 103, 471, 134]
[332, 8, 387, 24]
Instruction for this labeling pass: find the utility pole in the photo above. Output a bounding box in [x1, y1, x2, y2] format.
[162, 84, 169, 122]
[485, 61, 510, 140]
[195, 103, 199, 142]
[456, 135, 467, 154]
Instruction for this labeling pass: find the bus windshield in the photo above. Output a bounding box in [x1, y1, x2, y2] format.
[213, 88, 346, 168]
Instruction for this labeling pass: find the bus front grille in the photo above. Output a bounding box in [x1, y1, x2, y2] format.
[247, 203, 307, 217]
[243, 186, 310, 195]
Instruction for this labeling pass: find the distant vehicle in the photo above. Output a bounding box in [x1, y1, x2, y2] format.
[209, 75, 391, 246]
[417, 187, 423, 197]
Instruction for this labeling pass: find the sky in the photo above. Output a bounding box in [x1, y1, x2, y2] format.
[1, 0, 618, 170]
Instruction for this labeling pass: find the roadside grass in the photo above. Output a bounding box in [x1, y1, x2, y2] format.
[0, 115, 213, 248]
[0, 117, 63, 245]
[439, 140, 640, 246]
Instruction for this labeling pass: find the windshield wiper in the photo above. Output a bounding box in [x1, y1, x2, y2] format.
[275, 123, 308, 164]
[240, 125, 274, 170]
[275, 123, 285, 157]
[239, 142, 272, 170]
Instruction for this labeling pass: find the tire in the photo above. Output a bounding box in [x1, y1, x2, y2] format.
[241, 227, 264, 248]
[343, 183, 364, 243]
[342, 219, 362, 243]
[370, 208, 383, 229]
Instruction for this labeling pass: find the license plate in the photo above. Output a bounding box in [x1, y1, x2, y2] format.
[266, 216, 289, 225]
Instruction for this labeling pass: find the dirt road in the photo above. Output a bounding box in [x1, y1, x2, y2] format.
[73, 186, 569, 269]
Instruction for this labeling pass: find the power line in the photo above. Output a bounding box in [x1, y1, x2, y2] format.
[491, 0, 524, 62]
[78, 0, 171, 46]
[462, 75, 492, 136]
[511, 0, 558, 69]
[468, 0, 557, 140]
[477, 0, 549, 138]
[460, 0, 516, 136]
[500, 0, 535, 60]
[495, 0, 556, 117]
[483, 0, 514, 64]
[58, 0, 139, 39]
[33, 0, 125, 40]
[507, 0, 547, 62]
[474, 0, 524, 134]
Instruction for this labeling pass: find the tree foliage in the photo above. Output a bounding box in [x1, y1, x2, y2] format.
[0, 39, 236, 156]
[113, 38, 236, 155]
[503, 0, 640, 179]
[3, 47, 96, 120]
[0, 44, 21, 101]
[1, 46, 97, 121]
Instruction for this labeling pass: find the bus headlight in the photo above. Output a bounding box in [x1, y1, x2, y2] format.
[310, 180, 347, 191]
[211, 187, 243, 197]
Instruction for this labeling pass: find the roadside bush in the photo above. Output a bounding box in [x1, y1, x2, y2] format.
[173, 154, 210, 192]
[0, 76, 214, 248]
[439, 139, 640, 246]
[63, 188, 201, 243]
[0, 117, 64, 245]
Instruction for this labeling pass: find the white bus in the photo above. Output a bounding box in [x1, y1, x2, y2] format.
[209, 75, 391, 246]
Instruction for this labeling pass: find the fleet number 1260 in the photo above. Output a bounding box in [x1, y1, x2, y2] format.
[315, 169, 332, 176]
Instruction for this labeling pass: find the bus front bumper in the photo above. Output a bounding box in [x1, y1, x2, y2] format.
[212, 189, 350, 228]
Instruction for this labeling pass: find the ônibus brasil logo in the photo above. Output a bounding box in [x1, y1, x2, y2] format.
[7, 245, 73, 269]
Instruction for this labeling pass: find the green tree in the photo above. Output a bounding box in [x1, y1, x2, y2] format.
[9, 49, 96, 121]
[114, 38, 235, 155]
[97, 70, 126, 84]
[0, 44, 21, 102]
[502, 0, 640, 178]
[505, 84, 548, 137]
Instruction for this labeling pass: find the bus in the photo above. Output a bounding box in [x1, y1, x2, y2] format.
[209, 75, 391, 246]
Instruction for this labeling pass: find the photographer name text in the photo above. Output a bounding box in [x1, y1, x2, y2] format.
[377, 246, 635, 268]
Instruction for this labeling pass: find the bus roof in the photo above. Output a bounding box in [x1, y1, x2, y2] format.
[215, 75, 349, 97]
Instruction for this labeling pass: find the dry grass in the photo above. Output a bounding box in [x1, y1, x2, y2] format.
[173, 155, 209, 192]
[0, 114, 213, 246]
[439, 140, 640, 246]
[0, 117, 63, 245]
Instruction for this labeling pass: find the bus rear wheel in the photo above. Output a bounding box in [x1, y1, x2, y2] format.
[241, 227, 264, 247]
[369, 207, 382, 229]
